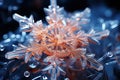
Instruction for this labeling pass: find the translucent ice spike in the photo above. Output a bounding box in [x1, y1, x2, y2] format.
[13, 13, 27, 22]
[88, 37, 100, 44]
[44, 0, 64, 21]
[97, 54, 107, 62]
[90, 29, 110, 40]
[50, 0, 57, 10]
[87, 58, 103, 71]
[50, 67, 57, 80]
[73, 8, 91, 21]
[83, 8, 91, 17]
[93, 73, 103, 80]
[13, 13, 34, 24]
[42, 61, 65, 80]
[114, 46, 120, 64]
[42, 62, 65, 73]
[44, 0, 57, 15]
[50, 66, 65, 80]
[97, 52, 113, 62]
[32, 75, 41, 80]
[5, 48, 26, 59]
[13, 13, 33, 32]
[25, 52, 31, 63]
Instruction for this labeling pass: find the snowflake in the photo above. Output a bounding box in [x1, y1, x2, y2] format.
[5, 0, 110, 80]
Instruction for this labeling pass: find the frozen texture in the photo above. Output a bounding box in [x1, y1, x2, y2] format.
[5, 0, 110, 80]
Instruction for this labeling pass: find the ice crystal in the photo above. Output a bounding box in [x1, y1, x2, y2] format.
[5, 0, 110, 80]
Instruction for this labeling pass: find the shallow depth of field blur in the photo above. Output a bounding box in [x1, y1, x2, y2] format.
[0, 0, 120, 80]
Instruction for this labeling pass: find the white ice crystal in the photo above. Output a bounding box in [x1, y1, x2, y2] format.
[5, 0, 110, 80]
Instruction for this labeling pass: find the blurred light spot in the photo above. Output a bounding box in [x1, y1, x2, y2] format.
[16, 34, 21, 39]
[102, 23, 106, 30]
[0, 44, 4, 51]
[8, 5, 18, 11]
[0, 0, 3, 6]
[3, 34, 8, 39]
[42, 76, 48, 80]
[64, 78, 70, 80]
[24, 71, 30, 77]
[105, 9, 112, 17]
[4, 39, 11, 43]
[17, 0, 23, 4]
[107, 52, 113, 58]
[110, 20, 118, 29]
[10, 34, 16, 39]
[29, 63, 37, 68]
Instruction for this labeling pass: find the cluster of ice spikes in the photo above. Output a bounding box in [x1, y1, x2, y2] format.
[5, 0, 110, 80]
